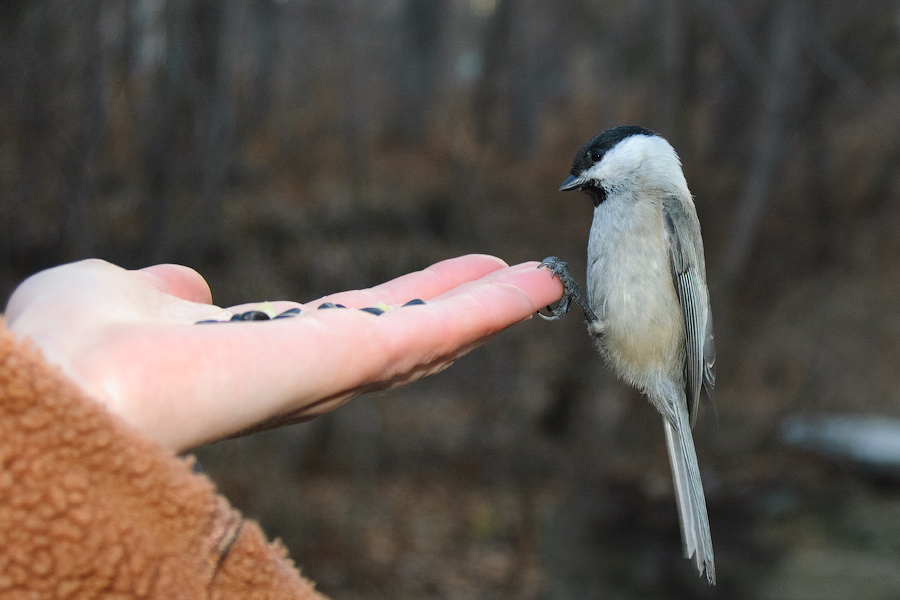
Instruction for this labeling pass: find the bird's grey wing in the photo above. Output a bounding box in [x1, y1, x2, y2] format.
[662, 196, 715, 427]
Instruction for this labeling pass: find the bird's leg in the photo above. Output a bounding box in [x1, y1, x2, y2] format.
[537, 257, 598, 323]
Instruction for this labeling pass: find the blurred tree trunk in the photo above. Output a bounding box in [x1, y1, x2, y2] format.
[720, 2, 804, 289]
[181, 0, 244, 266]
[659, 0, 685, 134]
[395, 0, 448, 144]
[474, 0, 563, 154]
[142, 0, 243, 266]
[245, 0, 280, 129]
[145, 0, 193, 264]
[61, 0, 106, 259]
[473, 0, 516, 148]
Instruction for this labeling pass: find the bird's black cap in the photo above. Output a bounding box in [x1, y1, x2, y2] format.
[562, 125, 657, 190]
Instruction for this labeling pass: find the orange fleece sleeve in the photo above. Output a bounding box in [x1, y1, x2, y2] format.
[0, 322, 328, 599]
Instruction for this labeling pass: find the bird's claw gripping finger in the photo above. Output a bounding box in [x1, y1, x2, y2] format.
[537, 256, 598, 323]
[538, 256, 571, 281]
[537, 257, 573, 320]
[538, 291, 571, 321]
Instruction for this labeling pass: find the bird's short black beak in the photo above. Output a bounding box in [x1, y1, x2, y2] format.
[559, 175, 582, 191]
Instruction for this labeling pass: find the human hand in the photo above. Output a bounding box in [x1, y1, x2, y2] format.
[4, 255, 563, 452]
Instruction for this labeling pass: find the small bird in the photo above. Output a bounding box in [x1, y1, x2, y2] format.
[540, 125, 716, 584]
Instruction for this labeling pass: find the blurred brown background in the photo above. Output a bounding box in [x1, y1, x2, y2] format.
[3, 0, 900, 598]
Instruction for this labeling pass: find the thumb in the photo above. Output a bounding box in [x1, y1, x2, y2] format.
[137, 264, 213, 305]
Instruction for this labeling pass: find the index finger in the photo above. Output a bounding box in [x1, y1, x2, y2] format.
[317, 254, 510, 308]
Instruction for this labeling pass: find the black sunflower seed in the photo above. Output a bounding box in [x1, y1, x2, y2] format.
[231, 310, 271, 321]
[359, 306, 385, 316]
[403, 299, 426, 306]
[317, 302, 346, 309]
[274, 308, 303, 319]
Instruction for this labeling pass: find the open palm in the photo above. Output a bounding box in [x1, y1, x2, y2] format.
[4, 255, 562, 452]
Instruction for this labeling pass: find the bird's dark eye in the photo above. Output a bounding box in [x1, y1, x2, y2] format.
[590, 149, 603, 162]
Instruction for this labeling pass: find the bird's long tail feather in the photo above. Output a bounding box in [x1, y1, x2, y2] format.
[663, 407, 715, 584]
